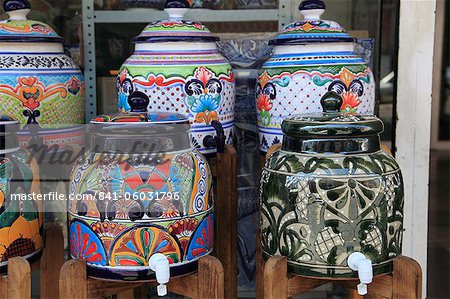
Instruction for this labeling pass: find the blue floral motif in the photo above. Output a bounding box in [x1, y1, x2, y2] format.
[190, 94, 220, 113]
[118, 92, 131, 111]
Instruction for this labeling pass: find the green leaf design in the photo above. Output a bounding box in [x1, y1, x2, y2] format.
[304, 158, 343, 175]
[312, 75, 333, 86]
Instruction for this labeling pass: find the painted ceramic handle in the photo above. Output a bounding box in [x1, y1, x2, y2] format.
[203, 120, 225, 153]
[165, 0, 191, 9]
[3, 0, 30, 12]
[320, 91, 343, 113]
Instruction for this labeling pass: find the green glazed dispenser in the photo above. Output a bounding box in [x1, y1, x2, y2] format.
[259, 92, 404, 293]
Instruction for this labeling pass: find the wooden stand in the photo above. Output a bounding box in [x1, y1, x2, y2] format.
[0, 225, 65, 299]
[38, 224, 66, 299]
[209, 145, 238, 299]
[262, 255, 422, 299]
[59, 255, 224, 299]
[0, 257, 31, 299]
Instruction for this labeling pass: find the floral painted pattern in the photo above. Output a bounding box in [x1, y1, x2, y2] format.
[185, 67, 223, 124]
[328, 68, 364, 113]
[260, 150, 404, 277]
[256, 72, 276, 127]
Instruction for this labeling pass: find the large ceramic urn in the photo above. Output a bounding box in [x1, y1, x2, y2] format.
[257, 0, 375, 152]
[117, 0, 235, 155]
[259, 92, 403, 280]
[68, 112, 214, 283]
[0, 115, 43, 273]
[0, 0, 85, 127]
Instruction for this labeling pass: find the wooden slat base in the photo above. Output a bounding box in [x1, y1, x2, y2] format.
[0, 257, 31, 299]
[40, 224, 65, 299]
[262, 256, 422, 299]
[210, 145, 238, 299]
[59, 255, 224, 299]
[0, 225, 64, 299]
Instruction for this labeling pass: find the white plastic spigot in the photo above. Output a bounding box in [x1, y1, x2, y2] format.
[348, 252, 373, 296]
[149, 253, 170, 296]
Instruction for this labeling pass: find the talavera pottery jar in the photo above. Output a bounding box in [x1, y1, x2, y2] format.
[68, 112, 213, 281]
[257, 0, 375, 152]
[117, 0, 235, 155]
[259, 93, 403, 278]
[0, 115, 43, 273]
[0, 0, 85, 147]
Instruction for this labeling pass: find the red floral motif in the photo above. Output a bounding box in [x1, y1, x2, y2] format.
[91, 221, 126, 252]
[341, 91, 361, 112]
[168, 218, 199, 253]
[195, 67, 214, 86]
[67, 76, 81, 95]
[0, 76, 67, 113]
[257, 94, 273, 112]
[70, 222, 106, 264]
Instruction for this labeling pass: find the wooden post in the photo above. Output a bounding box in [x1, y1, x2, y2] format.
[215, 145, 237, 299]
[116, 289, 134, 299]
[41, 224, 65, 299]
[198, 255, 225, 299]
[7, 257, 31, 299]
[59, 259, 88, 299]
[256, 144, 283, 299]
[255, 230, 264, 299]
[263, 256, 288, 299]
[392, 256, 422, 299]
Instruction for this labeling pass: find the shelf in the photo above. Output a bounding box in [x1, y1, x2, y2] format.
[93, 9, 279, 23]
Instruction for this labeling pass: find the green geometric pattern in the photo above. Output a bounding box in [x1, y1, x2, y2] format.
[260, 150, 404, 277]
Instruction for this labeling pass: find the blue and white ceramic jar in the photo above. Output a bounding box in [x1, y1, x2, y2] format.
[0, 0, 85, 147]
[117, 0, 235, 155]
[0, 0, 85, 126]
[257, 0, 375, 152]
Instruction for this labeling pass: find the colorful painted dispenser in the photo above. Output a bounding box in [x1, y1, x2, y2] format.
[68, 112, 214, 282]
[260, 92, 403, 279]
[0, 115, 43, 273]
[0, 0, 85, 142]
[117, 0, 235, 155]
[257, 0, 375, 152]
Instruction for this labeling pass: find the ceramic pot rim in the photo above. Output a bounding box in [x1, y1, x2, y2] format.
[133, 35, 220, 43]
[269, 36, 355, 46]
[0, 35, 64, 43]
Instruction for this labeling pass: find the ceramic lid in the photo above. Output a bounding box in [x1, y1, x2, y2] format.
[134, 0, 219, 43]
[89, 112, 192, 152]
[0, 0, 62, 42]
[271, 0, 353, 45]
[91, 112, 188, 124]
[90, 112, 190, 135]
[282, 91, 383, 138]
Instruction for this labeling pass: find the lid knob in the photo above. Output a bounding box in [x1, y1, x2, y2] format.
[3, 0, 30, 20]
[299, 0, 325, 20]
[320, 91, 343, 113]
[165, 0, 190, 19]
